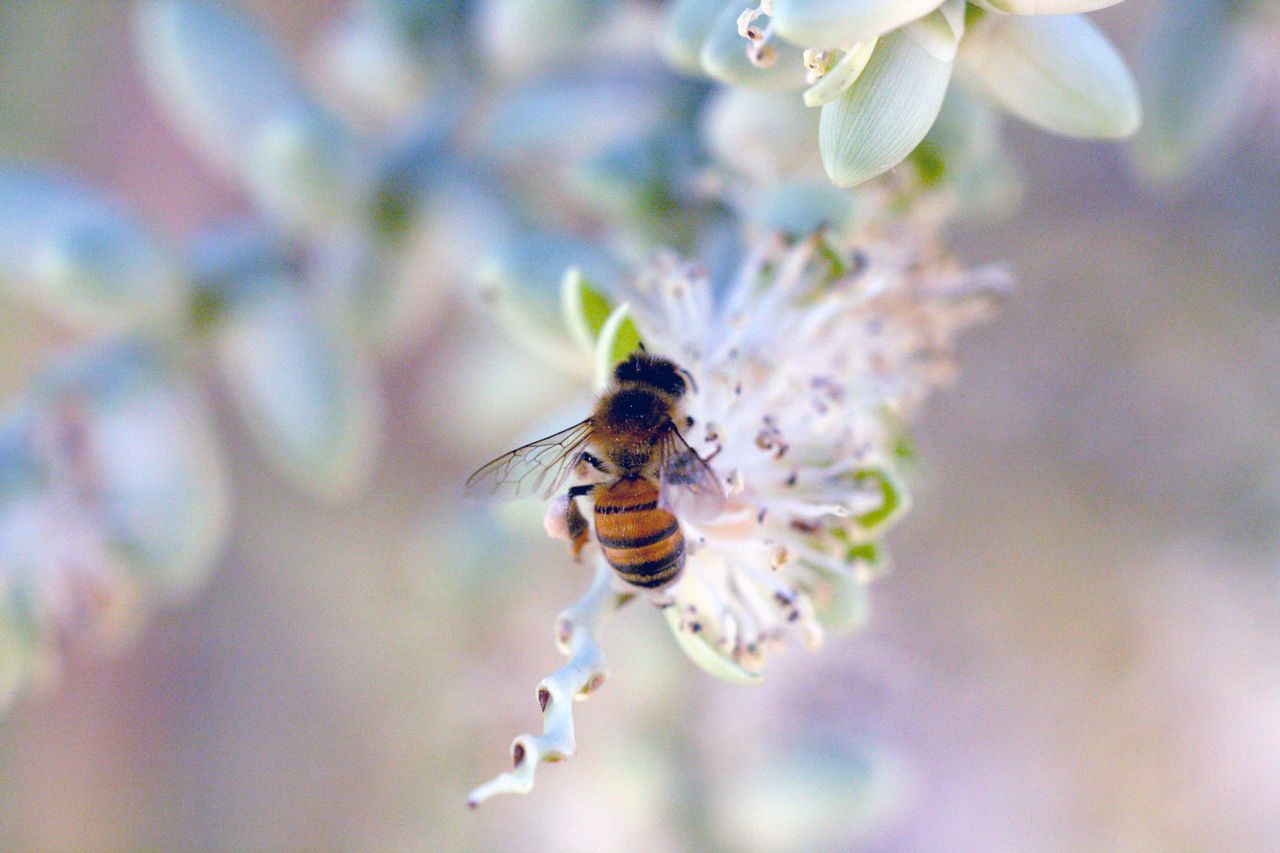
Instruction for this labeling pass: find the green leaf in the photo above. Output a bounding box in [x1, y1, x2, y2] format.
[592, 302, 643, 391]
[845, 541, 880, 564]
[907, 141, 947, 187]
[586, 287, 623, 341]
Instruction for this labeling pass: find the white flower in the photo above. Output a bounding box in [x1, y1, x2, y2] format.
[662, 0, 1141, 187]
[626, 233, 1006, 677]
[468, 225, 1008, 804]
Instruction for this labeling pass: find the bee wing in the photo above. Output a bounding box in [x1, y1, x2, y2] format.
[465, 419, 596, 502]
[658, 426, 726, 519]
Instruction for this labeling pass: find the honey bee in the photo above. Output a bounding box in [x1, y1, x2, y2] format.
[466, 351, 725, 589]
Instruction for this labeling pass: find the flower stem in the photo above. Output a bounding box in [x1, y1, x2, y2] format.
[467, 558, 630, 807]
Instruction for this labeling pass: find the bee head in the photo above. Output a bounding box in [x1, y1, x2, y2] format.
[613, 352, 688, 399]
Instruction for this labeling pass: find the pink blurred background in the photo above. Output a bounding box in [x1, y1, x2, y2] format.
[2, 1, 1278, 850]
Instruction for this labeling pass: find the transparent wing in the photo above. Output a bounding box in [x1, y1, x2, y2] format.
[659, 426, 726, 519]
[465, 419, 595, 502]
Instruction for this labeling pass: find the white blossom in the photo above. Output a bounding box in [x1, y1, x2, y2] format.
[469, 224, 1009, 803]
[661, 0, 1141, 187]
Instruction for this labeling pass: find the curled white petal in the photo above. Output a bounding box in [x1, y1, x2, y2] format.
[475, 0, 610, 77]
[559, 267, 597, 355]
[467, 559, 630, 807]
[803, 40, 878, 107]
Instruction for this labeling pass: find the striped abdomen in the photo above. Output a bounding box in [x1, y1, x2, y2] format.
[593, 478, 684, 589]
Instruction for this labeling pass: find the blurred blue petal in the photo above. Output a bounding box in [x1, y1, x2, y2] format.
[474, 0, 610, 76]
[660, 0, 728, 75]
[313, 8, 438, 131]
[701, 88, 823, 182]
[481, 73, 680, 167]
[1130, 0, 1251, 186]
[0, 421, 90, 708]
[0, 168, 184, 332]
[748, 181, 861, 236]
[31, 341, 231, 598]
[0, 339, 233, 712]
[317, 152, 517, 354]
[477, 230, 625, 378]
[187, 217, 293, 322]
[712, 743, 906, 851]
[362, 0, 468, 54]
[215, 285, 383, 502]
[569, 128, 713, 247]
[0, 588, 43, 712]
[700, 1, 807, 91]
[134, 0, 368, 232]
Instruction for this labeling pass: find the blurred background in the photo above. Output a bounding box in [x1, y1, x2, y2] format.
[1, 1, 1278, 850]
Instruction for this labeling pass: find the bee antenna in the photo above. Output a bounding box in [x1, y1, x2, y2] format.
[637, 341, 647, 352]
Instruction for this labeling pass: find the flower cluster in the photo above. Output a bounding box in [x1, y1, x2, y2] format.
[661, 0, 1141, 187]
[0, 0, 1140, 815]
[628, 235, 1006, 676]
[0, 129, 394, 704]
[0, 342, 228, 707]
[0, 0, 687, 712]
[468, 216, 1008, 804]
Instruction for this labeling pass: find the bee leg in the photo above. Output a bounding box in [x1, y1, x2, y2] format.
[565, 485, 594, 561]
